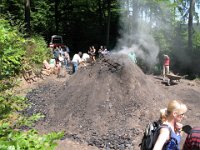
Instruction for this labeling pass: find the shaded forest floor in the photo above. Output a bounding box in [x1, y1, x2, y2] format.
[15, 55, 200, 150]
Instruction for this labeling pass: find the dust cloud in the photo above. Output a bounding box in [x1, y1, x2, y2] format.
[114, 0, 172, 67]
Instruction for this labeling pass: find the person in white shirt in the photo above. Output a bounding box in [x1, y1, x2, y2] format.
[72, 52, 82, 73]
[82, 53, 90, 62]
[81, 53, 90, 66]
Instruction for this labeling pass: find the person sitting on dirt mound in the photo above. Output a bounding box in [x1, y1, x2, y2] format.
[88, 46, 96, 62]
[49, 58, 56, 68]
[98, 45, 104, 54]
[153, 100, 187, 150]
[43, 58, 61, 77]
[183, 126, 200, 150]
[163, 54, 170, 80]
[42, 60, 55, 76]
[82, 53, 90, 65]
[71, 52, 82, 73]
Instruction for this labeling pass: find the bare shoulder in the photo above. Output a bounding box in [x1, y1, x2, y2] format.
[160, 127, 170, 136]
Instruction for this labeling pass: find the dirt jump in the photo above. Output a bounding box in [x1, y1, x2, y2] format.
[24, 54, 200, 150]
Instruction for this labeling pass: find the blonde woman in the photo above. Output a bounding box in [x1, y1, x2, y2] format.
[153, 100, 187, 150]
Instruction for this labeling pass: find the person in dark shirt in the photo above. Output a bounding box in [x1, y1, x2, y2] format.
[183, 127, 200, 150]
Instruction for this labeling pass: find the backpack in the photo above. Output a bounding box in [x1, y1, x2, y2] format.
[140, 120, 180, 150]
[140, 120, 162, 150]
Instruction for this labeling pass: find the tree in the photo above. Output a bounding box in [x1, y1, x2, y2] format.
[55, 0, 60, 34]
[25, 0, 31, 34]
[188, 0, 195, 49]
[106, 0, 111, 48]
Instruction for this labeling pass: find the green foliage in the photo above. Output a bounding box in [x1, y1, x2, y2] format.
[0, 19, 50, 80]
[31, 1, 54, 34]
[24, 36, 50, 66]
[154, 31, 170, 53]
[193, 32, 200, 48]
[0, 0, 24, 21]
[0, 18, 63, 150]
[0, 123, 64, 150]
[0, 94, 26, 121]
[0, 19, 26, 78]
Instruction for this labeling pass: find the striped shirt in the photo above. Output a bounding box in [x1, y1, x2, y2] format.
[183, 127, 200, 150]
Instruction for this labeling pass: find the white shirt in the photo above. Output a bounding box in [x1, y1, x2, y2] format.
[82, 53, 90, 61]
[72, 54, 82, 64]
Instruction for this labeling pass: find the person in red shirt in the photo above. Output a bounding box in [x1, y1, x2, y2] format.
[163, 54, 170, 79]
[183, 127, 200, 150]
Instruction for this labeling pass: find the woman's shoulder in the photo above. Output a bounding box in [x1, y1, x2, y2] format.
[160, 126, 170, 133]
[160, 124, 171, 134]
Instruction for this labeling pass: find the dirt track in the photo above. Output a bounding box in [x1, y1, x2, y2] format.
[22, 54, 200, 150]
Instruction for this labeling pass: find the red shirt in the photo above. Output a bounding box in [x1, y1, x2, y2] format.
[164, 56, 170, 66]
[183, 127, 200, 150]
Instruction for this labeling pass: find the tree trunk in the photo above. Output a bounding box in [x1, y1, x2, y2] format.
[106, 0, 111, 48]
[24, 0, 31, 34]
[188, 0, 195, 49]
[55, 0, 59, 34]
[0, 0, 2, 13]
[98, 0, 103, 26]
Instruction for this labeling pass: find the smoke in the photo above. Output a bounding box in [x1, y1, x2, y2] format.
[113, 0, 171, 67]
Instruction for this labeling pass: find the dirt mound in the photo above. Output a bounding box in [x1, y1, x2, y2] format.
[26, 54, 171, 149]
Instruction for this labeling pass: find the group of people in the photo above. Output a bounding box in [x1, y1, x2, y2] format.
[87, 45, 109, 61]
[151, 100, 200, 150]
[98, 45, 109, 57]
[47, 49, 171, 78]
[52, 46, 84, 74]
[71, 45, 109, 73]
[42, 45, 109, 76]
[42, 46, 71, 76]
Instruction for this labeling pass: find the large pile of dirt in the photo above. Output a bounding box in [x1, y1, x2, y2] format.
[26, 54, 176, 149]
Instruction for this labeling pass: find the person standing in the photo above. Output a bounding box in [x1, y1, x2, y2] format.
[128, 51, 137, 63]
[64, 45, 70, 53]
[183, 126, 200, 150]
[153, 100, 188, 150]
[163, 54, 170, 80]
[71, 52, 82, 73]
[63, 50, 70, 70]
[53, 47, 59, 64]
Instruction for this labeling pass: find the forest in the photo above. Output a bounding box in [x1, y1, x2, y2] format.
[0, 0, 200, 149]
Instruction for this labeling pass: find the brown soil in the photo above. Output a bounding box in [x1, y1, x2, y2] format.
[19, 54, 200, 150]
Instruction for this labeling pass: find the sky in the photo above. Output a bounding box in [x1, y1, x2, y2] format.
[173, 0, 200, 23]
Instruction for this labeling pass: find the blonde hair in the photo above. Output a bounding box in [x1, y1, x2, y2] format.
[160, 108, 167, 122]
[160, 100, 187, 122]
[167, 100, 187, 115]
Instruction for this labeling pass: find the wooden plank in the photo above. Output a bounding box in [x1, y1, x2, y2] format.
[166, 74, 181, 80]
